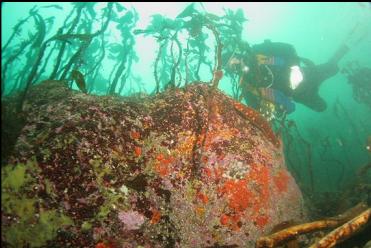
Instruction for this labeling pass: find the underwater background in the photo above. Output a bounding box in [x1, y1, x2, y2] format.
[1, 2, 371, 247]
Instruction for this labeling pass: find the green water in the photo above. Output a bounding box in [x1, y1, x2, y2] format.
[2, 1, 370, 212]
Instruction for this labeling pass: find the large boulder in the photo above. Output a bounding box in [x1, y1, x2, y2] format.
[2, 80, 306, 247]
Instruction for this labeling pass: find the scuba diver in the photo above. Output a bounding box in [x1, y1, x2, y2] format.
[227, 40, 349, 117]
[227, 25, 368, 119]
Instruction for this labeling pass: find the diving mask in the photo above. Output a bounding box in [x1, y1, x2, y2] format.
[228, 57, 249, 74]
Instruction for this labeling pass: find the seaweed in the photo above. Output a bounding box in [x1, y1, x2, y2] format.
[106, 8, 139, 95]
[133, 3, 247, 93]
[2, 160, 74, 247]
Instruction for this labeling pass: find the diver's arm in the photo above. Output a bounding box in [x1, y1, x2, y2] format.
[299, 57, 315, 67]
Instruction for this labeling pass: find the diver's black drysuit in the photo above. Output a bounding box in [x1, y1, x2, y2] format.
[250, 40, 349, 112]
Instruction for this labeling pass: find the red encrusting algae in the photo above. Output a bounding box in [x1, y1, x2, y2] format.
[274, 169, 290, 193]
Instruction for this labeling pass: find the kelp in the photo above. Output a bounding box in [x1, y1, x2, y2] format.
[1, 6, 36, 51]
[1, 41, 30, 95]
[107, 8, 139, 95]
[256, 202, 369, 248]
[48, 5, 84, 80]
[134, 3, 247, 93]
[16, 3, 114, 112]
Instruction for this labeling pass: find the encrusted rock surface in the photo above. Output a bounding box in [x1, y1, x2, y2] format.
[2, 80, 306, 247]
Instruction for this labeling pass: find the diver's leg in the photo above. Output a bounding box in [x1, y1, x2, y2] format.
[294, 92, 327, 112]
[306, 94, 327, 112]
[313, 62, 339, 86]
[294, 63, 336, 96]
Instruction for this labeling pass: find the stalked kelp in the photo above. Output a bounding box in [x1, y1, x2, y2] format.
[133, 3, 248, 94]
[1, 6, 49, 96]
[106, 7, 139, 95]
[134, 14, 185, 92]
[2, 3, 248, 113]
[1, 3, 140, 110]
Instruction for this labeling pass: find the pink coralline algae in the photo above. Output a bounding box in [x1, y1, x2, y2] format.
[118, 210, 146, 230]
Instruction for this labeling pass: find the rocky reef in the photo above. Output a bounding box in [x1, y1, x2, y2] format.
[2, 80, 306, 247]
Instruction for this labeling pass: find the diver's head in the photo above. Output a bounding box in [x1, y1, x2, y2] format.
[225, 50, 256, 76]
[222, 41, 253, 75]
[227, 56, 250, 74]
